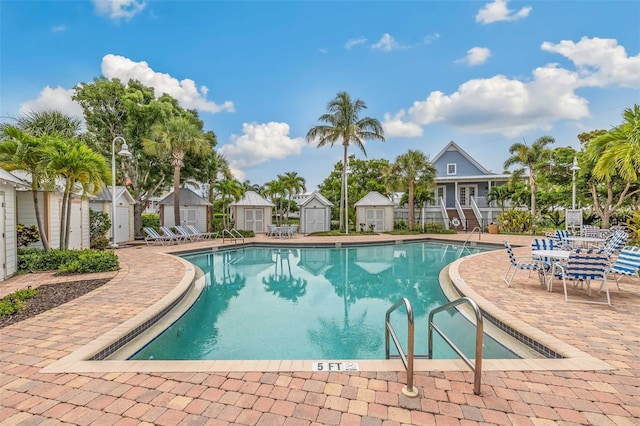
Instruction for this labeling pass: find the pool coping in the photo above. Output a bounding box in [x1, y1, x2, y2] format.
[42, 238, 614, 374]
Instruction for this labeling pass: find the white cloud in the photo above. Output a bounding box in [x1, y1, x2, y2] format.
[424, 33, 440, 44]
[51, 25, 67, 33]
[541, 37, 640, 88]
[319, 48, 328, 54]
[458, 47, 492, 66]
[382, 111, 423, 137]
[18, 86, 84, 119]
[219, 122, 306, 180]
[93, 0, 146, 21]
[372, 34, 400, 52]
[383, 36, 637, 138]
[101, 54, 235, 113]
[476, 0, 531, 24]
[345, 37, 367, 49]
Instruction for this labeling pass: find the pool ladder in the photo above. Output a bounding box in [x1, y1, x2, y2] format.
[222, 228, 245, 245]
[385, 296, 484, 396]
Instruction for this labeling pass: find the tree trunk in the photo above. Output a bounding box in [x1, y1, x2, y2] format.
[31, 188, 50, 251]
[173, 165, 181, 227]
[408, 180, 415, 229]
[60, 183, 70, 249]
[340, 143, 348, 232]
[134, 202, 144, 238]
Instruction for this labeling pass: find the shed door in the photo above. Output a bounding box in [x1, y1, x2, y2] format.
[366, 209, 384, 232]
[68, 203, 82, 249]
[245, 209, 263, 233]
[116, 206, 129, 244]
[305, 208, 324, 233]
[180, 208, 198, 227]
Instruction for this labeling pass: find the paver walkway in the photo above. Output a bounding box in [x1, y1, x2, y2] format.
[0, 232, 639, 425]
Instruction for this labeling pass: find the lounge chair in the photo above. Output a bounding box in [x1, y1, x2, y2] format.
[160, 226, 186, 243]
[174, 225, 196, 241]
[503, 241, 541, 287]
[143, 227, 173, 245]
[554, 249, 611, 306]
[607, 246, 640, 290]
[186, 224, 217, 239]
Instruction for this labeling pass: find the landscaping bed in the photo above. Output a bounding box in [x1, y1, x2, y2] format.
[0, 278, 111, 329]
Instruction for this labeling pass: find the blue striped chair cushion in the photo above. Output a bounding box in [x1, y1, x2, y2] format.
[564, 252, 609, 279]
[610, 247, 640, 276]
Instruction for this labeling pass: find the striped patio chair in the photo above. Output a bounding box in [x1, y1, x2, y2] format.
[160, 226, 186, 243]
[603, 230, 628, 257]
[503, 241, 540, 287]
[555, 230, 572, 249]
[143, 227, 173, 246]
[186, 224, 217, 239]
[554, 250, 611, 306]
[607, 246, 640, 290]
[530, 238, 558, 274]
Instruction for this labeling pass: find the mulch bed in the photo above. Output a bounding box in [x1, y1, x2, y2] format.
[0, 278, 111, 329]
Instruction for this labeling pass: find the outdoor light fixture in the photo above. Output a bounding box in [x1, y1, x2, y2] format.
[111, 136, 132, 248]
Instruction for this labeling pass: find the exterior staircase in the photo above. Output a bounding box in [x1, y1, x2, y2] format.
[446, 209, 482, 232]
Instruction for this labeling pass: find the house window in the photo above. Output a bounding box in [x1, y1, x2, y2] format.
[447, 163, 456, 175]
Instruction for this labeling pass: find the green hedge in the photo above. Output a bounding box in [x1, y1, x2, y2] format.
[18, 248, 120, 274]
[0, 287, 40, 316]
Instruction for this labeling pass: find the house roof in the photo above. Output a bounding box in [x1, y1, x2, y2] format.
[159, 187, 212, 206]
[92, 186, 136, 204]
[300, 191, 334, 207]
[230, 191, 275, 207]
[432, 141, 492, 175]
[354, 191, 394, 207]
[0, 168, 30, 189]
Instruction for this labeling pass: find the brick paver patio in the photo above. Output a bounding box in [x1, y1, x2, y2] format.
[1, 232, 639, 425]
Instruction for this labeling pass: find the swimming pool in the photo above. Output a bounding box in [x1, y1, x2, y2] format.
[130, 242, 519, 361]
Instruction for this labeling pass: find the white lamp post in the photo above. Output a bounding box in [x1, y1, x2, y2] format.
[570, 156, 580, 210]
[111, 136, 132, 248]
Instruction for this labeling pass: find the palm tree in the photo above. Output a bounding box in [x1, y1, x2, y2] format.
[503, 136, 555, 228]
[45, 138, 110, 248]
[0, 127, 52, 250]
[486, 185, 512, 213]
[280, 171, 306, 223]
[213, 179, 244, 229]
[390, 150, 436, 229]
[0, 110, 81, 139]
[306, 92, 385, 232]
[264, 179, 287, 225]
[143, 116, 212, 226]
[591, 104, 640, 183]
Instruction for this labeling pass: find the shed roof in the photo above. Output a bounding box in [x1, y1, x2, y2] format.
[0, 168, 30, 189]
[300, 191, 334, 207]
[354, 191, 394, 207]
[159, 188, 212, 206]
[230, 191, 275, 207]
[93, 186, 136, 204]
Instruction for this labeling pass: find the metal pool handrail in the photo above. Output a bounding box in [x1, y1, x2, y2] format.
[385, 297, 418, 397]
[428, 296, 484, 395]
[222, 228, 245, 245]
[461, 226, 482, 251]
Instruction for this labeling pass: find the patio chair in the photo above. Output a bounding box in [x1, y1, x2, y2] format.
[530, 238, 558, 274]
[160, 226, 186, 243]
[186, 224, 217, 239]
[289, 224, 299, 237]
[174, 225, 196, 241]
[143, 227, 173, 246]
[503, 241, 541, 287]
[607, 246, 640, 290]
[554, 250, 611, 306]
[555, 230, 572, 249]
[603, 230, 628, 257]
[267, 224, 281, 238]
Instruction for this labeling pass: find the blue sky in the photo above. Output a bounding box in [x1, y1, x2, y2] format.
[1, 0, 639, 191]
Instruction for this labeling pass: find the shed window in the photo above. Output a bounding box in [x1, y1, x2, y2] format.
[447, 163, 456, 175]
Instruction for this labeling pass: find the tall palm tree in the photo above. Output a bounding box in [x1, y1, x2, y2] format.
[280, 171, 306, 223]
[486, 185, 512, 213]
[503, 136, 555, 227]
[306, 92, 385, 232]
[45, 138, 110, 248]
[264, 179, 287, 225]
[0, 127, 52, 250]
[143, 116, 211, 226]
[213, 179, 244, 229]
[389, 150, 436, 229]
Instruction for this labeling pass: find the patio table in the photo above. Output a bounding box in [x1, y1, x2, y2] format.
[564, 236, 606, 249]
[532, 249, 571, 291]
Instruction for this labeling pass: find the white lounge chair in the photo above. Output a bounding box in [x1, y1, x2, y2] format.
[186, 224, 217, 239]
[160, 226, 186, 243]
[174, 225, 196, 241]
[143, 227, 173, 245]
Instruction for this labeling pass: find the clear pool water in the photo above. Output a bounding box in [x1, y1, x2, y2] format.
[131, 242, 519, 360]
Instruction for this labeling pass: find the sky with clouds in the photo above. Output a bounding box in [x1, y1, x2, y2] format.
[1, 0, 639, 191]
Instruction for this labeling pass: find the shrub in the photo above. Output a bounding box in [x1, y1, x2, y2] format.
[18, 248, 120, 274]
[17, 224, 40, 247]
[497, 209, 533, 233]
[57, 250, 119, 274]
[234, 229, 255, 238]
[142, 213, 160, 230]
[0, 287, 39, 317]
[90, 210, 111, 240]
